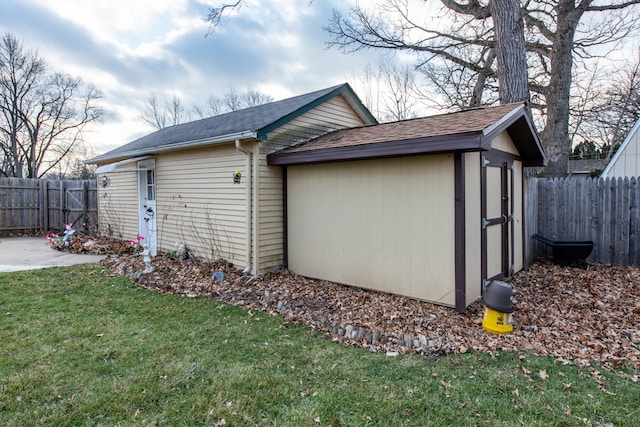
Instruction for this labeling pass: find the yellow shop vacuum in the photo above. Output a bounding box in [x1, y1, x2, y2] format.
[482, 280, 514, 334]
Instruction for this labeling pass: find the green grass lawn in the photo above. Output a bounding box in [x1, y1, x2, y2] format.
[1, 265, 638, 426]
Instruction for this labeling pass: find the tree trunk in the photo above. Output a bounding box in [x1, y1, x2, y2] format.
[489, 0, 529, 105]
[469, 48, 496, 108]
[542, 1, 584, 177]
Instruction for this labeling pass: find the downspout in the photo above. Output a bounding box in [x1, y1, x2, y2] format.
[235, 139, 254, 274]
[252, 145, 260, 275]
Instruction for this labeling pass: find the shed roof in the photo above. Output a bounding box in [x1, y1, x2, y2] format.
[268, 102, 546, 167]
[87, 83, 376, 164]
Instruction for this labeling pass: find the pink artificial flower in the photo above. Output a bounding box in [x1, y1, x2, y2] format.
[129, 235, 145, 246]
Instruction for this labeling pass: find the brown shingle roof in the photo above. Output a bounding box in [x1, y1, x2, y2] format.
[268, 102, 546, 167]
[282, 103, 523, 153]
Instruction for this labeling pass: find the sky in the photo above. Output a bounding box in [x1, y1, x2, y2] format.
[0, 0, 386, 157]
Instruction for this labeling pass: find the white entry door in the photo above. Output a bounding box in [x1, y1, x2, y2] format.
[138, 160, 157, 255]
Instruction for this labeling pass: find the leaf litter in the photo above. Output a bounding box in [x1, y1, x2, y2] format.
[77, 238, 640, 370]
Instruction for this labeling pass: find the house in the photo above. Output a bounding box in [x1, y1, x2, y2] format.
[568, 159, 608, 178]
[87, 84, 377, 272]
[601, 118, 640, 179]
[267, 102, 546, 312]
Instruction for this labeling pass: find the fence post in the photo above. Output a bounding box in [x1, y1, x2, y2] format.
[59, 180, 65, 229]
[40, 180, 47, 232]
[82, 180, 88, 233]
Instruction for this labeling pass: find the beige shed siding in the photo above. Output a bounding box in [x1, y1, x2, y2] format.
[154, 144, 249, 268]
[491, 131, 519, 154]
[97, 171, 138, 240]
[513, 160, 524, 272]
[287, 155, 457, 306]
[260, 95, 367, 155]
[464, 152, 482, 306]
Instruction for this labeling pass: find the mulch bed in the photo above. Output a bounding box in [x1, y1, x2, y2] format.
[47, 234, 640, 372]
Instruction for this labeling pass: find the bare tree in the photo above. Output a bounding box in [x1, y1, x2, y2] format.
[0, 33, 104, 178]
[192, 95, 223, 119]
[353, 62, 423, 122]
[240, 87, 274, 108]
[205, 0, 244, 35]
[580, 52, 640, 160]
[140, 94, 185, 130]
[325, 0, 640, 176]
[147, 87, 274, 127]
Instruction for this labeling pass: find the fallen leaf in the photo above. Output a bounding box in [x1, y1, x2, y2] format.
[539, 370, 549, 380]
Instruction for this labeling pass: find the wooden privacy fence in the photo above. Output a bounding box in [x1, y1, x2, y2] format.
[526, 176, 640, 267]
[0, 178, 97, 235]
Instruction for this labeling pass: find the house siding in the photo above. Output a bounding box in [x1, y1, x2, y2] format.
[605, 124, 640, 178]
[260, 95, 368, 155]
[154, 144, 249, 268]
[97, 171, 138, 240]
[286, 154, 457, 307]
[255, 94, 370, 271]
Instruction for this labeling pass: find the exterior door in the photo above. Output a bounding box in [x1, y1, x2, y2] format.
[482, 153, 514, 290]
[138, 160, 157, 255]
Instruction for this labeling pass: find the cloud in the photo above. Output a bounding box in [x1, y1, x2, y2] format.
[0, 0, 383, 153]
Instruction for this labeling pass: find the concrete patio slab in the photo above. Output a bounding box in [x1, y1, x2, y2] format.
[0, 237, 106, 273]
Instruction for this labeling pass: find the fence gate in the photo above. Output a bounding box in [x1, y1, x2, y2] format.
[0, 178, 97, 235]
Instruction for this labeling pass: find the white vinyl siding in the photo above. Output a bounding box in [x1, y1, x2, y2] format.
[97, 172, 138, 240]
[604, 123, 640, 178]
[154, 144, 249, 268]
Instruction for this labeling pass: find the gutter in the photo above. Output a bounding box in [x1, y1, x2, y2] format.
[87, 131, 258, 165]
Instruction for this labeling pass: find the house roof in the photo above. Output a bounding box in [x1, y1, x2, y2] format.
[87, 83, 377, 164]
[601, 117, 640, 177]
[267, 102, 546, 167]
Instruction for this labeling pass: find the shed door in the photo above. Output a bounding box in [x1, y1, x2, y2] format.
[482, 153, 514, 288]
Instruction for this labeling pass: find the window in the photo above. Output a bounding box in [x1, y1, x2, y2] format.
[146, 169, 156, 201]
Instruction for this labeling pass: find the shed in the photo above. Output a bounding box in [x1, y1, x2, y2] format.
[268, 103, 545, 312]
[86, 84, 376, 273]
[601, 118, 640, 178]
